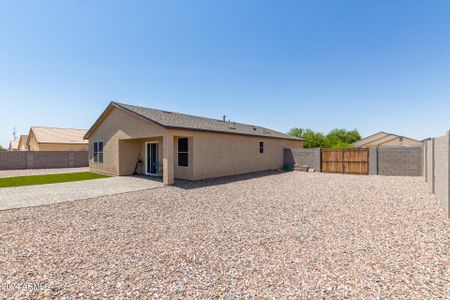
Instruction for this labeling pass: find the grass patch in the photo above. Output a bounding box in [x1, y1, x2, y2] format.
[0, 172, 110, 188]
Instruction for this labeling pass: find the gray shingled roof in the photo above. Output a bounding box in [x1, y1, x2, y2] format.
[113, 102, 302, 141]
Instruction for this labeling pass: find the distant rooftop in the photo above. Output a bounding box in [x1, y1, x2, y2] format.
[9, 140, 19, 150]
[31, 126, 88, 144]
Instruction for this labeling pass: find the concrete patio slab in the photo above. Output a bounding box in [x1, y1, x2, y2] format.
[0, 176, 163, 210]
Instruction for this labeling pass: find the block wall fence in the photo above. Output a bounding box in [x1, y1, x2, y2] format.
[370, 147, 423, 176]
[424, 132, 450, 218]
[0, 151, 88, 170]
[284, 146, 423, 176]
[3, 141, 449, 217]
[283, 148, 321, 171]
[285, 135, 450, 217]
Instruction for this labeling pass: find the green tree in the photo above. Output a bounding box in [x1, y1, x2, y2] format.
[0, 145, 5, 151]
[324, 128, 361, 148]
[326, 128, 361, 144]
[288, 128, 361, 148]
[287, 127, 305, 139]
[288, 127, 326, 148]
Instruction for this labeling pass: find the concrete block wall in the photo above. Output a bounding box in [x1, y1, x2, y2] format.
[33, 152, 70, 169]
[285, 147, 423, 176]
[425, 139, 435, 193]
[73, 151, 89, 167]
[0, 152, 27, 170]
[426, 132, 450, 217]
[368, 148, 378, 175]
[284, 148, 321, 171]
[0, 151, 88, 170]
[377, 147, 423, 176]
[285, 143, 448, 217]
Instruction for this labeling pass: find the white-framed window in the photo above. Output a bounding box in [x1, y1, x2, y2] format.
[177, 138, 189, 167]
[259, 141, 264, 154]
[93, 141, 104, 163]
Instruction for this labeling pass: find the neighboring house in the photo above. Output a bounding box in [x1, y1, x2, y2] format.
[8, 140, 19, 151]
[26, 126, 88, 151]
[18, 135, 29, 151]
[84, 102, 304, 185]
[8, 135, 29, 151]
[353, 131, 423, 148]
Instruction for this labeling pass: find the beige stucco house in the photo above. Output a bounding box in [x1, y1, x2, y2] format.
[26, 126, 88, 151]
[8, 135, 29, 151]
[8, 140, 19, 151]
[18, 135, 29, 151]
[353, 131, 423, 148]
[84, 102, 304, 185]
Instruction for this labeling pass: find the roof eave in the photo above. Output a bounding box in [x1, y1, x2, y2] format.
[84, 101, 168, 140]
[164, 125, 303, 141]
[84, 102, 117, 140]
[36, 142, 89, 145]
[25, 128, 34, 147]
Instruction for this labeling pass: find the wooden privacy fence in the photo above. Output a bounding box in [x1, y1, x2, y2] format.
[321, 148, 369, 175]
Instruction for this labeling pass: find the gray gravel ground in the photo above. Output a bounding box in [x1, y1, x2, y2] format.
[0, 171, 448, 299]
[0, 167, 89, 178]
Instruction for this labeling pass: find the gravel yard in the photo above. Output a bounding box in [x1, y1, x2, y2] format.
[0, 167, 89, 178]
[0, 172, 448, 299]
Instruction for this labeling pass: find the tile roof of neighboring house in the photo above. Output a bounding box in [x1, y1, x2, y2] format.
[17, 135, 29, 150]
[353, 131, 422, 147]
[18, 135, 28, 143]
[9, 140, 19, 150]
[30, 126, 88, 144]
[85, 101, 303, 141]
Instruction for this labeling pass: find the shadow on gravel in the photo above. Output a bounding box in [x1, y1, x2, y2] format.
[174, 170, 287, 189]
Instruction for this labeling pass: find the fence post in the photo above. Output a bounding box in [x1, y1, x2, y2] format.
[368, 147, 378, 175]
[318, 148, 322, 172]
[69, 152, 75, 168]
[26, 152, 34, 169]
[447, 131, 450, 218]
[377, 147, 379, 175]
[424, 141, 427, 181]
[432, 138, 435, 194]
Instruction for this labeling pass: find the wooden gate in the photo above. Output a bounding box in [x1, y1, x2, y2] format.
[321, 149, 369, 175]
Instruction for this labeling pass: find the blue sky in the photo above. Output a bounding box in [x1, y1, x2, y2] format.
[1, 0, 450, 148]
